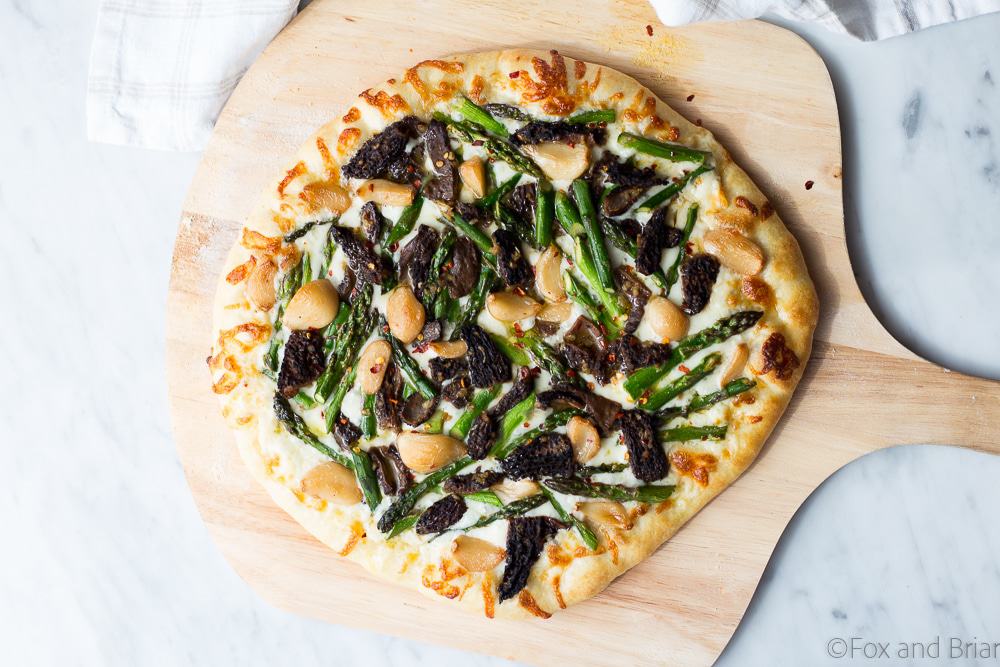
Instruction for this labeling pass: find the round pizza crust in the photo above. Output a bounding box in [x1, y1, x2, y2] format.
[208, 49, 818, 619]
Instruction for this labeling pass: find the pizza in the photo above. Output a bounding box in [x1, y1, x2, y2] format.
[209, 49, 817, 619]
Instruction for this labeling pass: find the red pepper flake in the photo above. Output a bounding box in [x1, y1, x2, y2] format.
[523, 422, 531, 428]
[686, 94, 695, 102]
[472, 139, 484, 147]
[389, 243, 398, 252]
[509, 71, 520, 79]
[645, 24, 653, 36]
[685, 241, 694, 254]
[513, 323, 524, 337]
[805, 180, 815, 190]
[679, 364, 690, 373]
[566, 369, 576, 377]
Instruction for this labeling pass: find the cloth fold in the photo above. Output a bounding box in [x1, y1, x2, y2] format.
[650, 0, 1000, 41]
[87, 0, 1000, 152]
[87, 1, 297, 151]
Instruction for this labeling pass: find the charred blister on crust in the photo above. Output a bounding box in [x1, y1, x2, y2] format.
[680, 253, 721, 315]
[619, 410, 668, 482]
[501, 432, 575, 480]
[277, 329, 326, 398]
[759, 332, 800, 381]
[498, 516, 565, 602]
[460, 325, 512, 388]
[415, 494, 468, 534]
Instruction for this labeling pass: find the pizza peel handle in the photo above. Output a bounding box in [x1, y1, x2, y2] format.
[166, 1, 1000, 665]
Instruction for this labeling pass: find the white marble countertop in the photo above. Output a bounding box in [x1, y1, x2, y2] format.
[2, 3, 999, 666]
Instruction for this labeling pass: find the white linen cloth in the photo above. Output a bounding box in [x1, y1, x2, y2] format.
[87, 0, 1000, 151]
[87, 1, 297, 151]
[651, 0, 1000, 40]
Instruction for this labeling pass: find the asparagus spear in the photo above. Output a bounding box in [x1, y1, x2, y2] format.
[657, 377, 756, 420]
[421, 229, 457, 311]
[423, 410, 447, 434]
[571, 179, 616, 292]
[361, 393, 377, 439]
[660, 424, 728, 442]
[377, 456, 476, 532]
[450, 264, 496, 337]
[379, 317, 437, 400]
[493, 393, 536, 455]
[554, 190, 586, 237]
[386, 515, 418, 539]
[578, 463, 628, 477]
[313, 285, 373, 402]
[617, 132, 711, 164]
[494, 200, 535, 247]
[567, 109, 616, 125]
[641, 352, 722, 412]
[263, 257, 303, 372]
[564, 272, 617, 332]
[283, 218, 327, 243]
[324, 364, 358, 433]
[449, 386, 501, 439]
[350, 444, 382, 510]
[600, 217, 668, 290]
[300, 252, 312, 287]
[623, 310, 763, 399]
[381, 194, 424, 250]
[490, 408, 582, 460]
[512, 328, 582, 387]
[465, 490, 504, 507]
[456, 95, 509, 138]
[544, 477, 676, 503]
[434, 113, 543, 178]
[573, 238, 626, 328]
[637, 164, 713, 212]
[534, 184, 554, 247]
[663, 203, 699, 294]
[490, 332, 531, 366]
[447, 213, 496, 267]
[458, 494, 547, 532]
[483, 103, 533, 122]
[477, 173, 521, 210]
[540, 484, 599, 550]
[273, 392, 352, 468]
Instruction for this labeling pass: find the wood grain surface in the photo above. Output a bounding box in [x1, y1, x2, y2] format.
[165, 1, 1000, 664]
